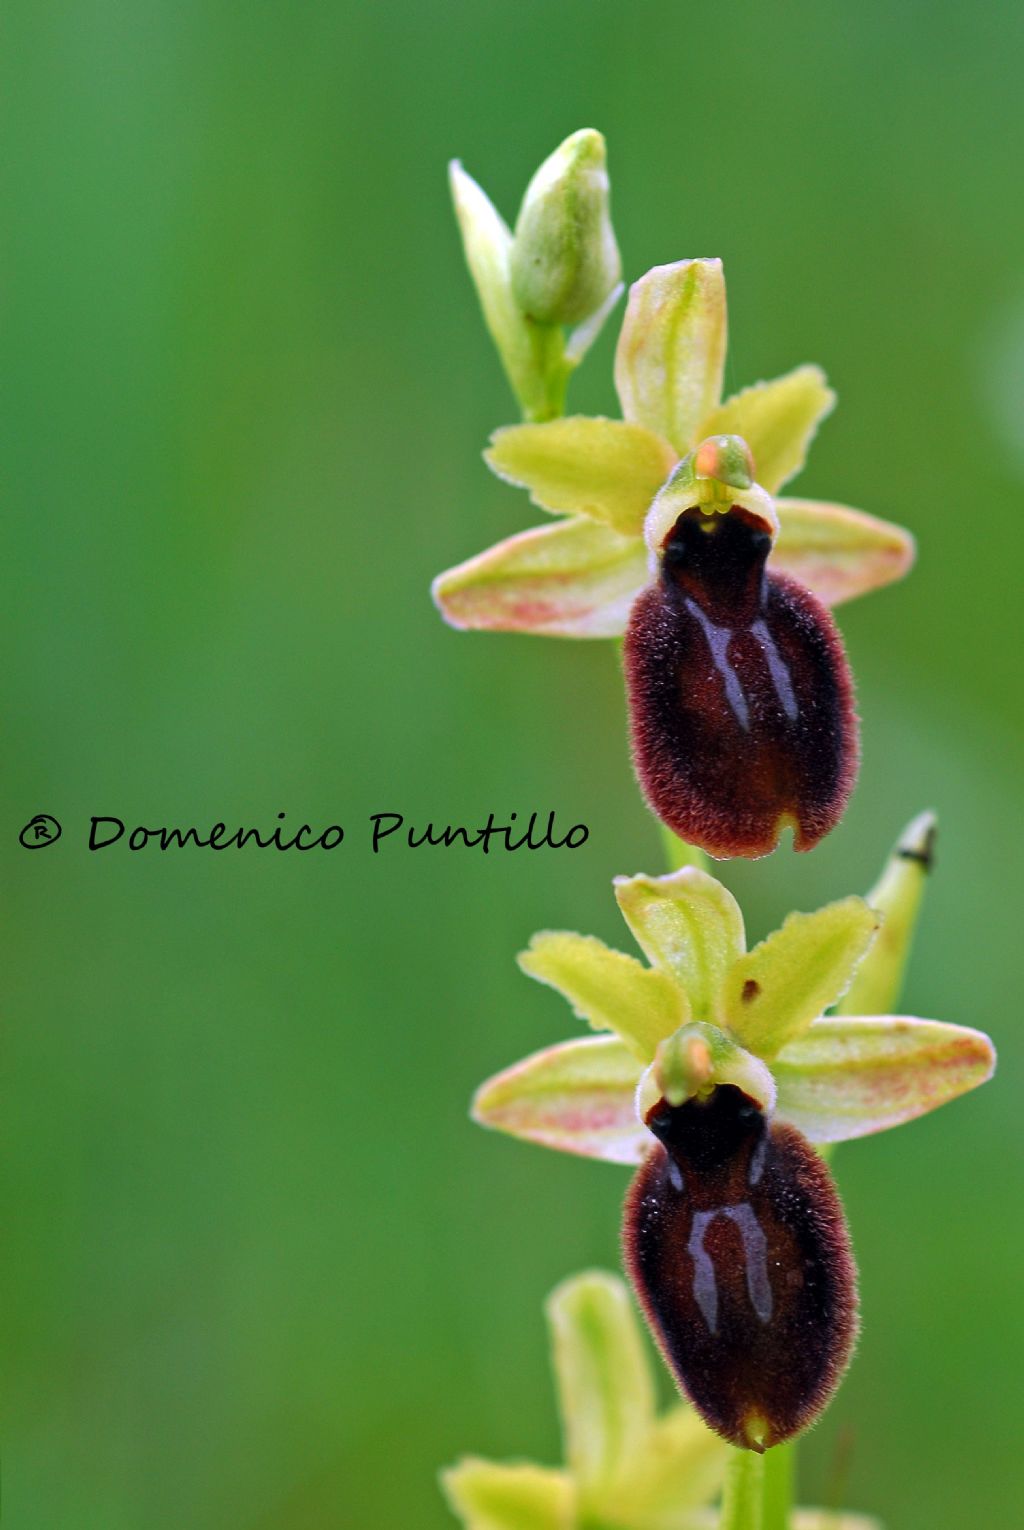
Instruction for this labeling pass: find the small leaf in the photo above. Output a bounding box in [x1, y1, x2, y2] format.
[614, 259, 727, 456]
[431, 515, 649, 638]
[702, 366, 835, 493]
[486, 417, 676, 536]
[773, 1015, 996, 1142]
[838, 811, 935, 1015]
[471, 1035, 645, 1163]
[547, 1271, 655, 1501]
[773, 498, 916, 606]
[441, 1457, 574, 1530]
[449, 160, 566, 422]
[722, 898, 879, 1058]
[519, 930, 684, 1060]
[614, 869, 745, 1022]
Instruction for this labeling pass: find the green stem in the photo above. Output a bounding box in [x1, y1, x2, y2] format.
[659, 822, 710, 873]
[762, 1444, 795, 1530]
[719, 1448, 764, 1530]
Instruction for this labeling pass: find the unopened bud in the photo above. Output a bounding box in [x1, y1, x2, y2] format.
[511, 129, 621, 327]
[838, 810, 937, 1015]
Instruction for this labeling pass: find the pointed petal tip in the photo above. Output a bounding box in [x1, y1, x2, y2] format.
[897, 808, 938, 868]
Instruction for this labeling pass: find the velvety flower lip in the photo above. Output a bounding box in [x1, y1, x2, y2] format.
[623, 451, 860, 859]
[433, 258, 915, 639]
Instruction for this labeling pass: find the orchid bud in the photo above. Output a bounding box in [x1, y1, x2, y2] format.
[624, 1083, 858, 1452]
[511, 129, 622, 327]
[625, 441, 858, 859]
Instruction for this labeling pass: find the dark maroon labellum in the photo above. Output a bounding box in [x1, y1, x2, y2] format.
[624, 506, 858, 858]
[623, 1084, 858, 1452]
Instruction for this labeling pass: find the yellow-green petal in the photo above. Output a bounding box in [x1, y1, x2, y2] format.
[773, 1016, 996, 1143]
[600, 1405, 728, 1528]
[441, 1458, 574, 1530]
[471, 1035, 646, 1164]
[519, 930, 684, 1060]
[547, 1271, 655, 1502]
[838, 811, 935, 1016]
[773, 498, 916, 606]
[486, 417, 677, 536]
[701, 365, 835, 493]
[614, 259, 727, 456]
[613, 868, 745, 1023]
[431, 516, 650, 638]
[721, 898, 879, 1058]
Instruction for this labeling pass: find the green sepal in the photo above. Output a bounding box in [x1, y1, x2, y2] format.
[471, 1034, 645, 1164]
[773, 498, 916, 606]
[431, 514, 648, 639]
[614, 869, 745, 1023]
[773, 1015, 995, 1143]
[614, 259, 727, 456]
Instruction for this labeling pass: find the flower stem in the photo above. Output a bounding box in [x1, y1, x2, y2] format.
[660, 822, 710, 873]
[762, 1443, 795, 1530]
[719, 1448, 764, 1530]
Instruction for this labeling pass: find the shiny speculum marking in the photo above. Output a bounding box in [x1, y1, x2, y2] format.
[623, 1085, 858, 1451]
[625, 506, 858, 858]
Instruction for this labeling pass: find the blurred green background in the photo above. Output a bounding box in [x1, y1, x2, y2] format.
[4, 2, 1023, 1526]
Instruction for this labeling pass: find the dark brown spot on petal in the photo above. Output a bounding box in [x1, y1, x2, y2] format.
[624, 507, 858, 859]
[622, 1084, 858, 1452]
[741, 979, 761, 1003]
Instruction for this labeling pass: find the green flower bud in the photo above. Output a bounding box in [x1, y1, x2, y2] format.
[511, 129, 622, 327]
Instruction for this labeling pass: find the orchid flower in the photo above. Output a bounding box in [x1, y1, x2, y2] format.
[471, 815, 994, 1449]
[434, 259, 914, 857]
[433, 258, 913, 640]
